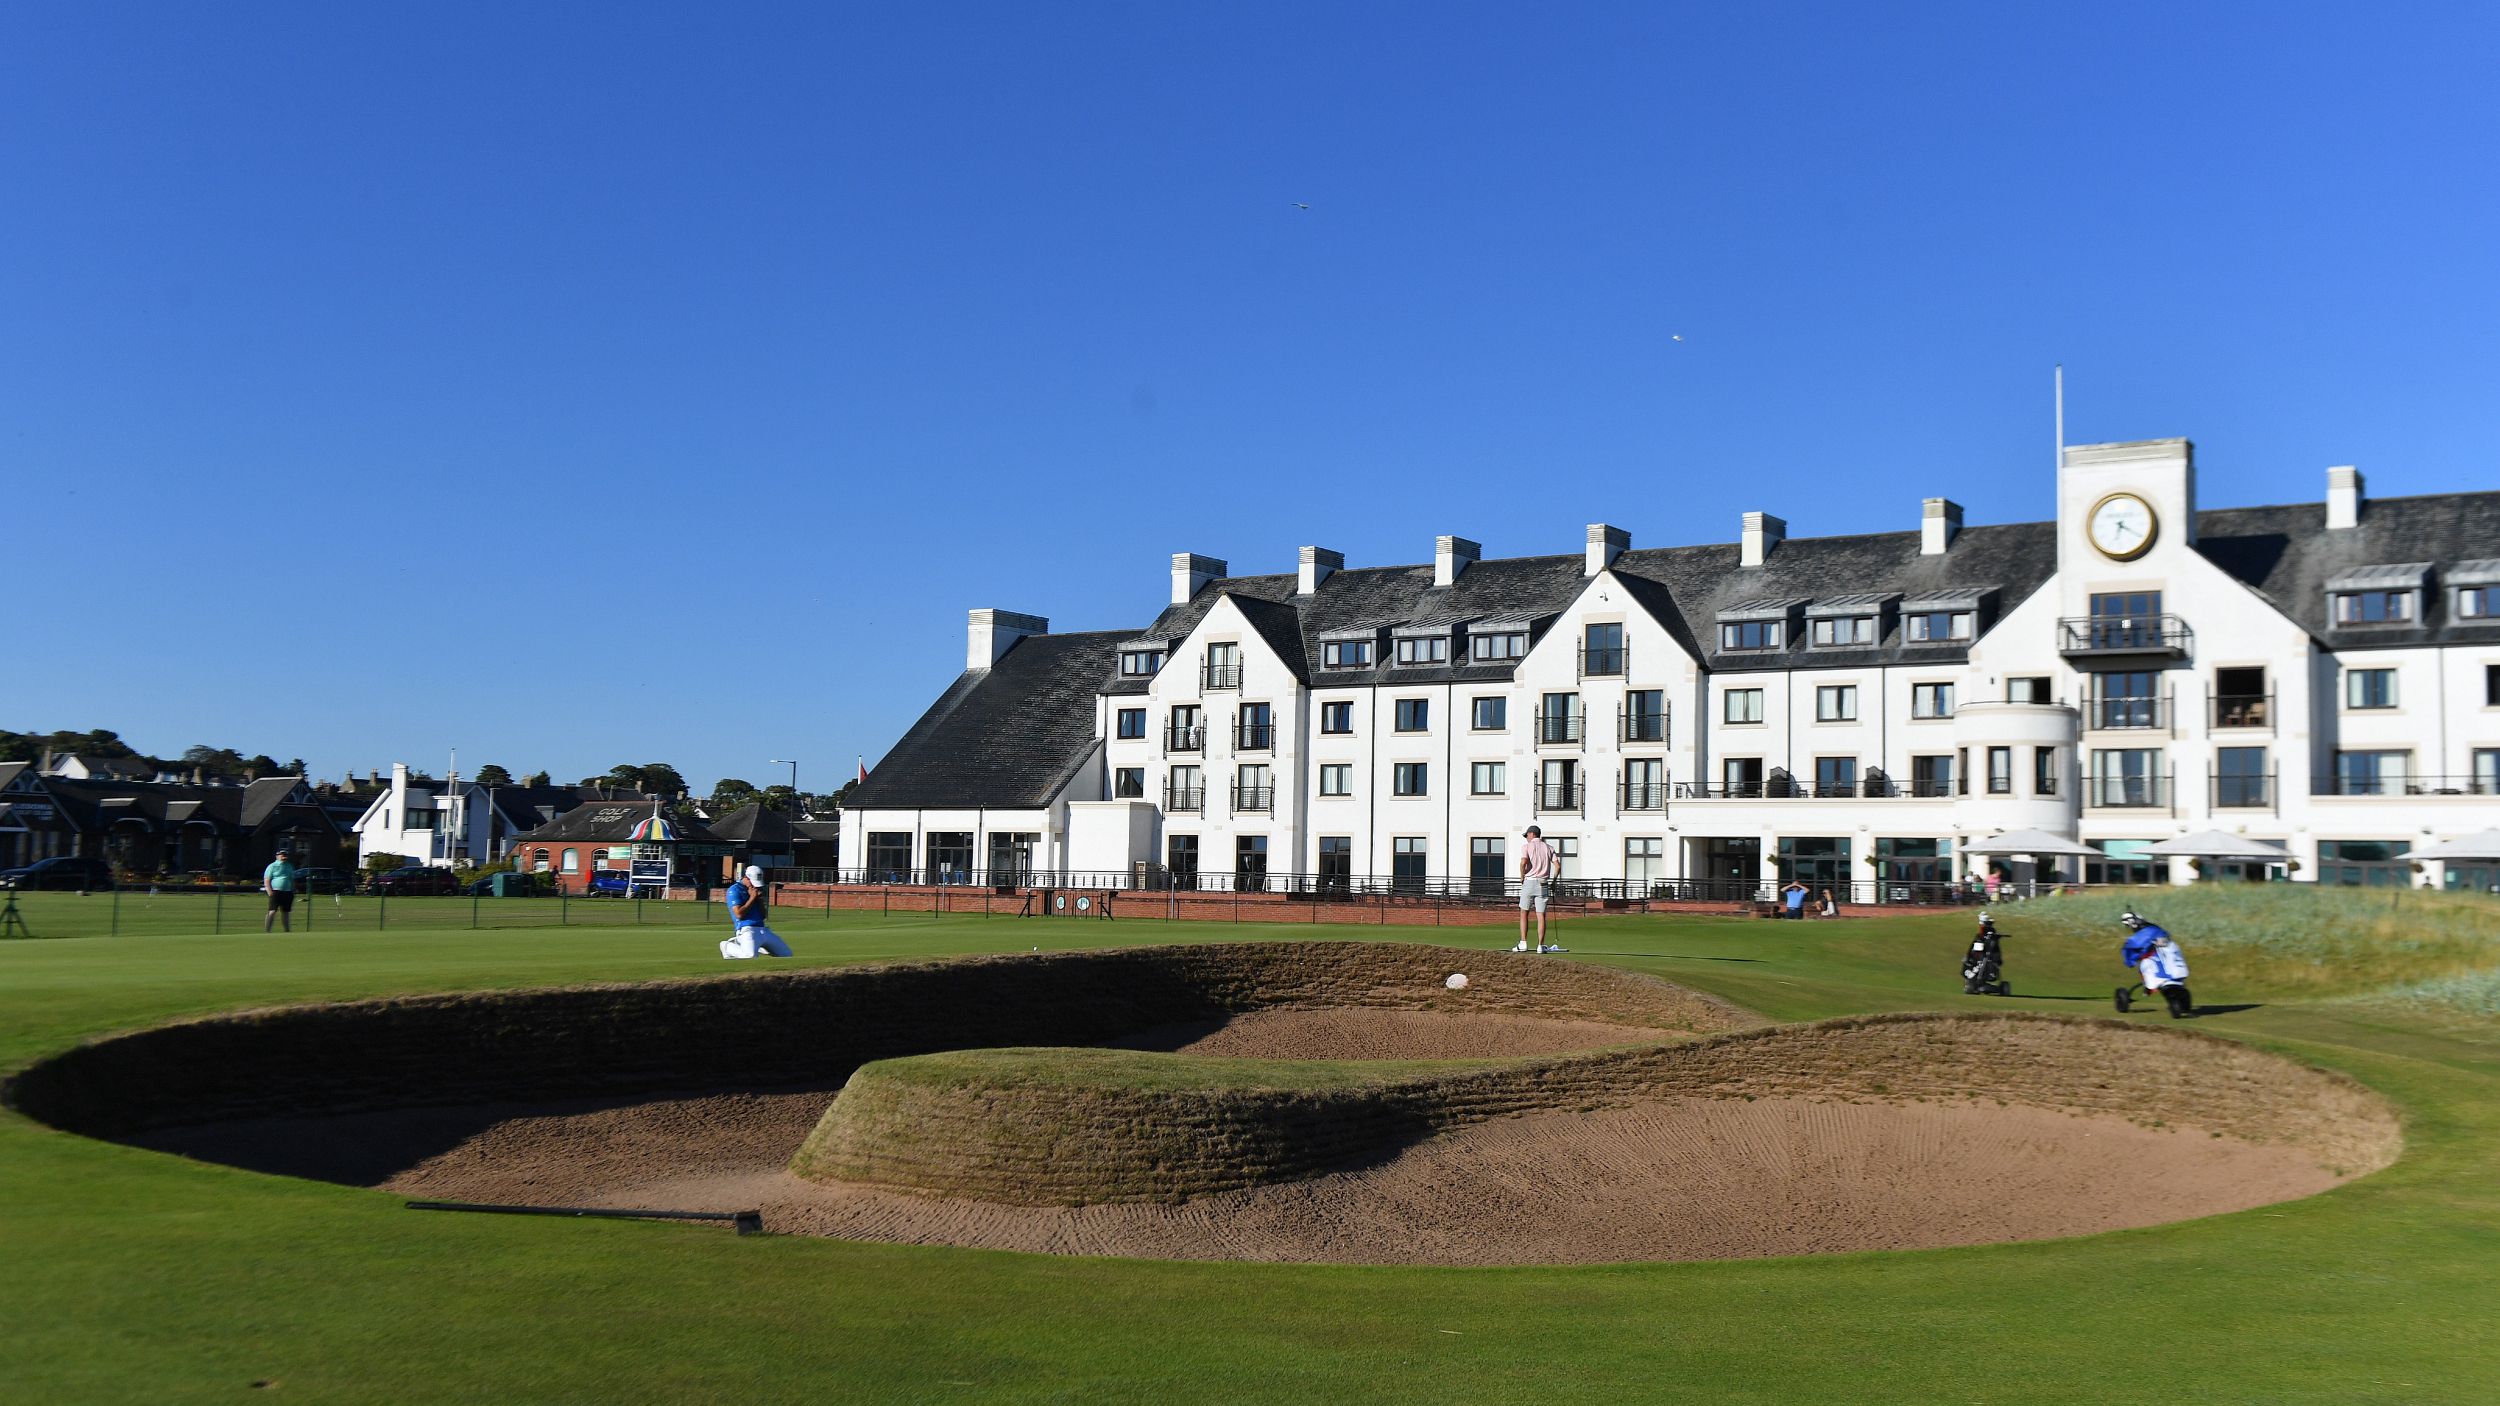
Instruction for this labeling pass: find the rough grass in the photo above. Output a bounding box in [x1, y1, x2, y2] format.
[2007, 884, 2500, 1001]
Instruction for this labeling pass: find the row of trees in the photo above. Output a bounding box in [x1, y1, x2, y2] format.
[0, 728, 305, 781]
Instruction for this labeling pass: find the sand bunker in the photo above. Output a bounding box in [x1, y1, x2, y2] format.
[10, 942, 2403, 1266]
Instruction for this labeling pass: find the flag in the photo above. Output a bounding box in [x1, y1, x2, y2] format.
[857, 756, 868, 784]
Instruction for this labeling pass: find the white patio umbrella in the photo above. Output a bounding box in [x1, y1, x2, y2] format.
[2411, 830, 2500, 861]
[1961, 828, 2099, 858]
[2142, 831, 2294, 861]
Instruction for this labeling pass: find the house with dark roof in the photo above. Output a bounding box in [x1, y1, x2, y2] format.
[4, 770, 347, 878]
[844, 440, 2500, 897]
[346, 763, 661, 872]
[507, 801, 722, 893]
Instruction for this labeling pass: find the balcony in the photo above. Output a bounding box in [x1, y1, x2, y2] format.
[1230, 783, 1274, 814]
[1163, 785, 1204, 814]
[2209, 694, 2273, 730]
[1671, 777, 1953, 800]
[1619, 708, 1669, 745]
[2086, 773, 2170, 809]
[2085, 694, 2170, 732]
[1618, 781, 1667, 812]
[2059, 615, 2193, 660]
[1536, 714, 1585, 749]
[1232, 723, 1274, 752]
[1534, 782, 1585, 815]
[1201, 663, 1242, 691]
[2211, 773, 2275, 809]
[1163, 726, 1203, 754]
[1577, 643, 1627, 680]
[2313, 774, 2498, 798]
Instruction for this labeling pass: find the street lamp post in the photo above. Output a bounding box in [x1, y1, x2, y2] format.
[770, 758, 799, 812]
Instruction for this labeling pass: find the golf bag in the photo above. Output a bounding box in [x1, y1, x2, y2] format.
[1961, 926, 2009, 996]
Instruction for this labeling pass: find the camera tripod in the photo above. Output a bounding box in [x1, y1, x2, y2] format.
[1, 890, 30, 939]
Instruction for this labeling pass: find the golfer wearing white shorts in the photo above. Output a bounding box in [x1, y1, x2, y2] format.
[720, 864, 792, 960]
[1517, 824, 1558, 952]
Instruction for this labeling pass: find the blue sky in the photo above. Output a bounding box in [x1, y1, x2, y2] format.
[5, 2, 2496, 795]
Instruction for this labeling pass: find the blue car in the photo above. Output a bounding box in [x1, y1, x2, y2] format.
[586, 871, 631, 897]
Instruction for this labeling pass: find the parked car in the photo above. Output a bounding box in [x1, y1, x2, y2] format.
[293, 867, 358, 895]
[368, 866, 459, 896]
[0, 856, 117, 891]
[585, 870, 632, 897]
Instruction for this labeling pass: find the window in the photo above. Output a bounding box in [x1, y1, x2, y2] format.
[1468, 837, 1507, 896]
[1622, 758, 1666, 810]
[1319, 763, 1352, 797]
[1236, 701, 1273, 749]
[2213, 666, 2269, 727]
[1987, 746, 2013, 795]
[1815, 685, 1858, 722]
[1317, 836, 1352, 887]
[1471, 696, 1507, 730]
[1550, 836, 1579, 880]
[1471, 762, 1507, 796]
[1810, 615, 1874, 647]
[1723, 688, 1765, 724]
[2474, 748, 2500, 795]
[2334, 590, 2413, 625]
[1395, 635, 1449, 666]
[1116, 708, 1146, 740]
[1166, 704, 1204, 750]
[1625, 837, 1664, 888]
[2091, 670, 2160, 729]
[1471, 631, 1527, 662]
[404, 808, 438, 830]
[531, 848, 551, 873]
[1722, 757, 1764, 796]
[1394, 698, 1430, 732]
[1235, 765, 1273, 811]
[2006, 676, 2052, 704]
[1815, 756, 1858, 795]
[2089, 749, 2163, 807]
[1166, 765, 1204, 811]
[2459, 586, 2497, 620]
[561, 848, 578, 873]
[1582, 622, 1625, 676]
[1319, 700, 1354, 734]
[1235, 835, 1269, 886]
[2344, 668, 2398, 710]
[2334, 750, 2407, 796]
[1720, 620, 1781, 651]
[1392, 837, 1429, 892]
[1113, 767, 1145, 799]
[2215, 747, 2268, 807]
[2318, 839, 2411, 887]
[2490, 665, 2500, 708]
[1393, 763, 1429, 797]
[2086, 592, 2164, 649]
[1910, 755, 1955, 798]
[1903, 611, 1971, 642]
[1912, 682, 1955, 719]
[1624, 689, 1666, 742]
[1539, 693, 1582, 745]
[926, 832, 973, 879]
[2033, 746, 2058, 797]
[1321, 639, 1373, 669]
[865, 833, 911, 877]
[1166, 834, 1200, 885]
[1203, 642, 1241, 689]
[1119, 650, 1163, 678]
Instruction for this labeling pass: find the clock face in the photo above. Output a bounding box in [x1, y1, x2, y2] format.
[2088, 493, 2158, 561]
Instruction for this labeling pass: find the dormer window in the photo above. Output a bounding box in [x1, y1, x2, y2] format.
[1321, 639, 1373, 669]
[1720, 621, 1780, 651]
[1811, 616, 1874, 646]
[2451, 561, 2500, 620]
[1119, 649, 1165, 678]
[2326, 564, 2429, 628]
[1395, 634, 1449, 665]
[2461, 587, 2497, 620]
[2333, 591, 2413, 624]
[1470, 631, 1527, 662]
[1904, 611, 1972, 642]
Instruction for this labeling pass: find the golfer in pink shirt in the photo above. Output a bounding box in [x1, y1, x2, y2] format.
[1518, 824, 1558, 952]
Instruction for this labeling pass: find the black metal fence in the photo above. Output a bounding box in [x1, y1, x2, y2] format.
[764, 866, 1991, 908]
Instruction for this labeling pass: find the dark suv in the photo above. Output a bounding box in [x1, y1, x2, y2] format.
[0, 856, 117, 890]
[369, 866, 458, 896]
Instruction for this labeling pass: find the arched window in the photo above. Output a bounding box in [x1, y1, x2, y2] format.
[532, 848, 551, 873]
[560, 849, 579, 873]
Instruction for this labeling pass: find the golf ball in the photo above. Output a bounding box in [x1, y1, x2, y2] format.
[1445, 973, 1469, 990]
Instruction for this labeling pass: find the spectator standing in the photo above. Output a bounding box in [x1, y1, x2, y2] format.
[1517, 825, 1559, 952]
[262, 846, 298, 933]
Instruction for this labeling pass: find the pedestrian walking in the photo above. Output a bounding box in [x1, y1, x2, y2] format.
[263, 846, 299, 933]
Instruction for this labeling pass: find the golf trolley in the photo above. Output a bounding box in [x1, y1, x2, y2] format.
[1960, 920, 2010, 996]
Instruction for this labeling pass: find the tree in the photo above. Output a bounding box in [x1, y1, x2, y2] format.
[182, 745, 248, 777]
[473, 764, 513, 787]
[761, 784, 798, 814]
[710, 777, 761, 811]
[521, 770, 550, 787]
[283, 758, 307, 778]
[832, 778, 861, 810]
[602, 762, 688, 797]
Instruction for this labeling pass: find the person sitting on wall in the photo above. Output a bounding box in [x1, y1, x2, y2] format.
[1781, 878, 1809, 920]
[720, 864, 792, 960]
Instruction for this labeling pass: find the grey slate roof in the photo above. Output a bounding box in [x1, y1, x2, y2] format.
[2191, 492, 2500, 647]
[846, 630, 1128, 810]
[510, 802, 721, 846]
[706, 802, 798, 849]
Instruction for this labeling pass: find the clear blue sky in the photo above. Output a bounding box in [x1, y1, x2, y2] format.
[6, 3, 2496, 795]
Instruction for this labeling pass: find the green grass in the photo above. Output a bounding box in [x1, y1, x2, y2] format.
[4, 903, 2497, 1403]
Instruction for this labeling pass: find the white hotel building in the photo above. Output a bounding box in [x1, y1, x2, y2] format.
[841, 440, 2500, 896]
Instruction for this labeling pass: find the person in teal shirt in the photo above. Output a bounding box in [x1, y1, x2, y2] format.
[263, 847, 299, 933]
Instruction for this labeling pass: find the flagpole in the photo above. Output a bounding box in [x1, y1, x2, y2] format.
[2054, 364, 2064, 471]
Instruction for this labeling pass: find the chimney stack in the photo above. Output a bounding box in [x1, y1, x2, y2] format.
[1434, 535, 1480, 587]
[967, 608, 1049, 670]
[1585, 523, 1629, 576]
[1920, 498, 1963, 555]
[1739, 512, 1786, 568]
[2326, 465, 2363, 529]
[1297, 545, 1343, 595]
[1170, 552, 1226, 605]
